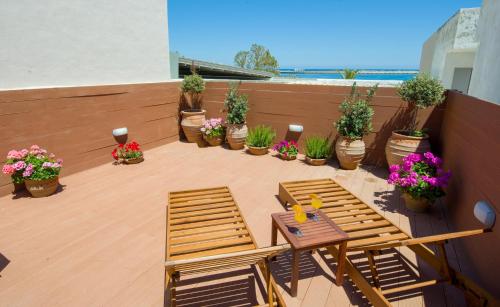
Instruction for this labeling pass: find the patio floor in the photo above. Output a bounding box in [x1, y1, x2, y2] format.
[0, 141, 469, 306]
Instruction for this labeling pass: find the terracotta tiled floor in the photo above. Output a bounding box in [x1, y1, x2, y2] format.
[0, 141, 468, 306]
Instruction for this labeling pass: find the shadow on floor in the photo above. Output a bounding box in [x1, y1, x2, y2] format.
[0, 253, 10, 277]
[164, 268, 265, 307]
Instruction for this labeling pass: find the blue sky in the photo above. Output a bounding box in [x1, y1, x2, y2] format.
[168, 0, 482, 69]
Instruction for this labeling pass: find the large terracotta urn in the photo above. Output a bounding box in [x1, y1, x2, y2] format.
[385, 130, 431, 167]
[335, 137, 365, 170]
[180, 110, 206, 143]
[226, 123, 248, 150]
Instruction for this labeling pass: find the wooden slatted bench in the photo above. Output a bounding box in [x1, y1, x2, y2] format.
[278, 178, 497, 307]
[166, 186, 288, 307]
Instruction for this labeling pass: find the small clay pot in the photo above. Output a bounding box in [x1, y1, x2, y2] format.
[204, 135, 223, 146]
[124, 157, 144, 164]
[247, 146, 269, 155]
[402, 193, 431, 213]
[25, 177, 59, 198]
[279, 153, 297, 161]
[305, 156, 327, 166]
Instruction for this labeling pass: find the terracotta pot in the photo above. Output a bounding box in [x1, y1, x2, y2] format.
[226, 123, 248, 150]
[124, 157, 144, 164]
[335, 136, 365, 170]
[247, 146, 268, 155]
[279, 153, 297, 161]
[181, 110, 206, 143]
[25, 177, 59, 198]
[385, 130, 431, 167]
[402, 193, 431, 213]
[13, 182, 25, 193]
[204, 135, 223, 146]
[305, 156, 327, 166]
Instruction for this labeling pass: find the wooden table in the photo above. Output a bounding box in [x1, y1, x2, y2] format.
[271, 209, 349, 297]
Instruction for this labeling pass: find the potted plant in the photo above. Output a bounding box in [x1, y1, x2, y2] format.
[2, 145, 63, 197]
[223, 82, 249, 150]
[273, 140, 298, 160]
[304, 136, 331, 166]
[201, 118, 224, 146]
[180, 74, 206, 143]
[386, 74, 445, 166]
[246, 125, 276, 155]
[388, 152, 451, 212]
[112, 141, 144, 164]
[2, 148, 29, 192]
[334, 83, 377, 170]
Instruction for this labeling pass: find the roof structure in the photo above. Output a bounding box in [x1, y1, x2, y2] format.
[179, 57, 273, 80]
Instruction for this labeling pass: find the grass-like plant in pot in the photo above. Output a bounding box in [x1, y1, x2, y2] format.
[246, 125, 276, 155]
[385, 74, 445, 167]
[2, 145, 62, 197]
[334, 82, 377, 170]
[223, 82, 249, 150]
[388, 152, 451, 212]
[304, 136, 332, 166]
[180, 74, 206, 143]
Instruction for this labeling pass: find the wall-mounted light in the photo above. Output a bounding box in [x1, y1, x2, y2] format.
[474, 200, 496, 229]
[112, 127, 128, 144]
[288, 124, 303, 133]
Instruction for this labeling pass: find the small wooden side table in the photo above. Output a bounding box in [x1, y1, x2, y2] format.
[271, 209, 349, 297]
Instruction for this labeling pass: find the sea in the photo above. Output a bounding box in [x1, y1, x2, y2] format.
[279, 68, 418, 81]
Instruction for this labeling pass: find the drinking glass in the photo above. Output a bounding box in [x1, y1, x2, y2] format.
[292, 204, 307, 236]
[309, 194, 323, 221]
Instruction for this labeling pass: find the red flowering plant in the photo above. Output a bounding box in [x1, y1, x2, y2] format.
[388, 152, 451, 202]
[112, 141, 143, 163]
[273, 140, 299, 159]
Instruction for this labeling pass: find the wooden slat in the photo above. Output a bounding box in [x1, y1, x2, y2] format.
[326, 208, 375, 219]
[170, 222, 247, 237]
[169, 196, 235, 208]
[168, 244, 256, 260]
[333, 213, 383, 225]
[169, 236, 254, 255]
[169, 192, 232, 203]
[170, 229, 250, 245]
[347, 226, 400, 240]
[170, 210, 239, 224]
[347, 233, 409, 248]
[169, 187, 229, 198]
[169, 217, 243, 231]
[340, 220, 392, 232]
[169, 201, 235, 214]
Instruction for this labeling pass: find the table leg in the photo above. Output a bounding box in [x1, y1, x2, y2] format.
[291, 249, 300, 297]
[335, 241, 348, 286]
[271, 220, 277, 261]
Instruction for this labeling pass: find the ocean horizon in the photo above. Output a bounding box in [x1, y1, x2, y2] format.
[279, 68, 418, 81]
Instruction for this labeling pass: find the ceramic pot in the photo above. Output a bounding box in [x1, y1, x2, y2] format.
[402, 193, 431, 213]
[279, 153, 297, 161]
[124, 157, 144, 164]
[335, 136, 365, 170]
[385, 130, 431, 167]
[226, 123, 248, 150]
[305, 156, 327, 166]
[204, 135, 223, 146]
[181, 110, 206, 143]
[247, 146, 269, 155]
[25, 177, 59, 198]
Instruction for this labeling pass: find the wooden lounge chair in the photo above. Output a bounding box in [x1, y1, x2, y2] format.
[278, 178, 497, 307]
[166, 186, 289, 307]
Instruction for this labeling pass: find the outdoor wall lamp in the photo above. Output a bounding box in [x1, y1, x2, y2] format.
[474, 200, 496, 229]
[288, 124, 303, 133]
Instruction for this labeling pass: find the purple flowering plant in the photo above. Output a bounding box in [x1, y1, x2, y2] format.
[201, 118, 224, 138]
[2, 145, 63, 183]
[388, 152, 451, 202]
[273, 140, 298, 158]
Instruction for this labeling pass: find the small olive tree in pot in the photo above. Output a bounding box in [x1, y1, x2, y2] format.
[180, 74, 206, 143]
[385, 74, 445, 167]
[224, 82, 249, 150]
[334, 83, 377, 170]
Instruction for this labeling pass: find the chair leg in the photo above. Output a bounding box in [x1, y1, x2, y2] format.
[436, 242, 454, 283]
[365, 250, 381, 289]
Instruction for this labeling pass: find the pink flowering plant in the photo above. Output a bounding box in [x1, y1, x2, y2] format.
[388, 152, 451, 202]
[2, 145, 63, 183]
[201, 118, 224, 138]
[273, 140, 299, 159]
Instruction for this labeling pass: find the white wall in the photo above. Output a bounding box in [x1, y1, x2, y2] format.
[468, 0, 500, 105]
[419, 8, 479, 89]
[0, 0, 170, 89]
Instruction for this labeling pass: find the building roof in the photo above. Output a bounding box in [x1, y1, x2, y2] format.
[179, 57, 273, 80]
